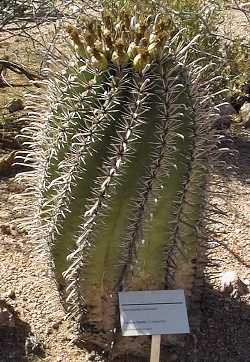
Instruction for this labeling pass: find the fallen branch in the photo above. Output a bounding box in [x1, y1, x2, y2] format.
[0, 59, 43, 86]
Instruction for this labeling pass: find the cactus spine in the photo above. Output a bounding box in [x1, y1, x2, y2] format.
[18, 5, 222, 358]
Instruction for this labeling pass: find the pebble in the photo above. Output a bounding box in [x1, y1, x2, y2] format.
[0, 300, 15, 328]
[239, 102, 250, 127]
[3, 290, 16, 300]
[220, 271, 249, 297]
[7, 98, 24, 113]
[51, 320, 62, 330]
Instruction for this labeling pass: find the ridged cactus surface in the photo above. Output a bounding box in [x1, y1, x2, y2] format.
[19, 5, 221, 358]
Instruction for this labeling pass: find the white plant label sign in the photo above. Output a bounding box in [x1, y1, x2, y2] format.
[119, 289, 190, 337]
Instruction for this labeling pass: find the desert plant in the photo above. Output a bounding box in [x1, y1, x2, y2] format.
[17, 4, 224, 359]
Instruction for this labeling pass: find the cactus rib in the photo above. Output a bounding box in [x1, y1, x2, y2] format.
[63, 69, 153, 322]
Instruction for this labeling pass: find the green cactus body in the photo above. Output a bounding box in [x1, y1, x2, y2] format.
[131, 82, 203, 289]
[19, 7, 219, 358]
[42, 68, 128, 277]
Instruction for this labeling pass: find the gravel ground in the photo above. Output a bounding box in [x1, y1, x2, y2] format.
[0, 178, 92, 362]
[178, 130, 250, 362]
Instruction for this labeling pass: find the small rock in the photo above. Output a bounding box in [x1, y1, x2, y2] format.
[10, 225, 17, 236]
[7, 180, 25, 193]
[7, 98, 24, 113]
[239, 102, 250, 127]
[220, 271, 249, 297]
[221, 271, 238, 290]
[62, 333, 75, 342]
[0, 223, 11, 234]
[51, 319, 62, 330]
[0, 300, 15, 328]
[25, 334, 44, 356]
[0, 223, 17, 236]
[46, 327, 53, 335]
[230, 91, 250, 113]
[214, 103, 236, 132]
[8, 290, 16, 299]
[2, 290, 16, 300]
[0, 152, 16, 175]
[243, 279, 250, 286]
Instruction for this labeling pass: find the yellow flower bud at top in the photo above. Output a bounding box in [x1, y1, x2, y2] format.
[96, 24, 102, 38]
[140, 22, 147, 34]
[78, 15, 88, 26]
[67, 25, 81, 46]
[86, 45, 93, 55]
[91, 54, 108, 70]
[135, 31, 143, 45]
[115, 38, 125, 49]
[103, 10, 112, 30]
[85, 32, 94, 46]
[148, 42, 159, 58]
[133, 53, 143, 72]
[91, 47, 103, 61]
[102, 27, 111, 38]
[102, 28, 113, 50]
[120, 11, 130, 28]
[135, 23, 141, 33]
[149, 32, 157, 44]
[112, 50, 128, 67]
[94, 40, 103, 52]
[127, 42, 138, 58]
[111, 51, 119, 65]
[67, 25, 86, 57]
[67, 25, 75, 35]
[115, 38, 126, 56]
[133, 50, 150, 72]
[139, 37, 148, 48]
[148, 37, 165, 60]
[87, 20, 95, 33]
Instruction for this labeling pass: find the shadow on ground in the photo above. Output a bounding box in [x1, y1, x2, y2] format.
[0, 300, 45, 362]
[232, 134, 250, 179]
[217, 131, 250, 181]
[169, 283, 250, 362]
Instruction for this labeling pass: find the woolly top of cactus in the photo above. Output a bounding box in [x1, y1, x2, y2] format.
[67, 9, 174, 72]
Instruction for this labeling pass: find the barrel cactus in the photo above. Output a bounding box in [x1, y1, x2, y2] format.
[18, 4, 223, 359]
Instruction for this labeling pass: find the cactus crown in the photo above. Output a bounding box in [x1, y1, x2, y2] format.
[67, 8, 174, 71]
